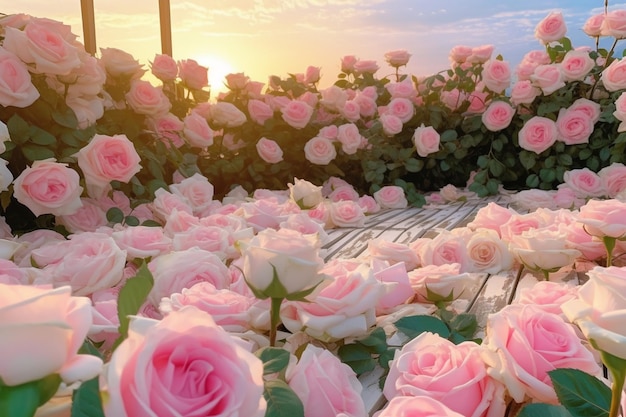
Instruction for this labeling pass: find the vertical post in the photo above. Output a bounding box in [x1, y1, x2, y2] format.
[80, 0, 97, 55]
[159, 0, 173, 56]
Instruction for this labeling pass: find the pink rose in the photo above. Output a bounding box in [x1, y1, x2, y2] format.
[418, 231, 471, 272]
[534, 11, 567, 44]
[13, 159, 83, 217]
[99, 47, 145, 78]
[386, 97, 414, 123]
[569, 97, 602, 123]
[482, 59, 511, 93]
[125, 79, 171, 116]
[599, 163, 626, 197]
[281, 99, 314, 129]
[340, 99, 360, 122]
[385, 78, 416, 100]
[412, 124, 440, 157]
[584, 13, 605, 37]
[111, 226, 172, 260]
[531, 64, 565, 95]
[336, 123, 362, 154]
[329, 200, 366, 227]
[384, 49, 411, 67]
[58, 198, 108, 233]
[515, 280, 578, 317]
[375, 396, 465, 417]
[468, 44, 495, 64]
[510, 80, 540, 106]
[482, 100, 515, 132]
[0, 48, 39, 108]
[601, 58, 626, 92]
[210, 101, 247, 127]
[177, 58, 208, 90]
[353, 59, 379, 74]
[482, 304, 601, 403]
[448, 45, 473, 64]
[509, 228, 581, 273]
[601, 10, 626, 39]
[247, 98, 274, 125]
[563, 168, 605, 198]
[225, 72, 250, 90]
[368, 239, 419, 271]
[465, 228, 513, 274]
[303, 65, 321, 84]
[385, 332, 504, 417]
[560, 50, 595, 82]
[380, 114, 403, 136]
[466, 90, 489, 114]
[183, 112, 213, 148]
[0, 284, 102, 386]
[467, 203, 515, 236]
[304, 136, 337, 165]
[167, 172, 215, 215]
[340, 55, 357, 73]
[287, 344, 366, 417]
[517, 116, 557, 154]
[555, 108, 594, 145]
[328, 184, 360, 202]
[354, 93, 377, 117]
[255, 137, 284, 163]
[150, 53, 177, 82]
[408, 263, 476, 302]
[148, 112, 185, 149]
[171, 225, 233, 258]
[103, 306, 265, 417]
[372, 260, 414, 313]
[373, 185, 408, 209]
[578, 198, 626, 239]
[319, 85, 347, 111]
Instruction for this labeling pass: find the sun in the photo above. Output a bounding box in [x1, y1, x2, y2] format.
[193, 54, 235, 96]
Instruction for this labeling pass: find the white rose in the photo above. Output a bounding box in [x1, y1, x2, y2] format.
[288, 178, 323, 209]
[509, 228, 581, 273]
[210, 102, 247, 128]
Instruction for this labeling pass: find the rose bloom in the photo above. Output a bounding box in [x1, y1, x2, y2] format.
[563, 266, 626, 360]
[99, 47, 145, 78]
[517, 116, 557, 154]
[448, 45, 473, 64]
[562, 168, 606, 198]
[111, 225, 172, 261]
[58, 197, 108, 234]
[255, 137, 284, 164]
[482, 304, 601, 403]
[340, 54, 358, 73]
[509, 227, 581, 273]
[465, 228, 514, 274]
[103, 306, 265, 417]
[319, 85, 348, 111]
[328, 184, 360, 202]
[150, 53, 177, 82]
[418, 231, 471, 272]
[375, 396, 465, 417]
[386, 78, 416, 99]
[304, 136, 337, 165]
[354, 93, 377, 117]
[569, 97, 602, 124]
[0, 48, 40, 108]
[373, 260, 414, 314]
[287, 344, 366, 417]
[281, 99, 314, 129]
[125, 79, 171, 117]
[384, 332, 504, 417]
[384, 49, 411, 67]
[515, 280, 578, 317]
[386, 97, 415, 123]
[171, 225, 233, 258]
[599, 163, 626, 198]
[183, 112, 213, 148]
[530, 64, 565, 95]
[555, 108, 594, 145]
[373, 185, 408, 209]
[602, 9, 626, 39]
[225, 71, 250, 90]
[601, 58, 626, 92]
[13, 158, 83, 217]
[353, 59, 379, 74]
[577, 198, 626, 239]
[340, 99, 360, 122]
[178, 58, 208, 90]
[482, 101, 515, 132]
[210, 101, 247, 128]
[413, 123, 441, 157]
[584, 13, 605, 37]
[482, 59, 511, 93]
[168, 173, 215, 216]
[247, 98, 274, 125]
[560, 49, 595, 82]
[380, 114, 403, 136]
[336, 123, 362, 155]
[0, 284, 102, 386]
[368, 238, 420, 271]
[329, 200, 366, 228]
[535, 11, 567, 43]
[288, 178, 323, 209]
[467, 203, 515, 236]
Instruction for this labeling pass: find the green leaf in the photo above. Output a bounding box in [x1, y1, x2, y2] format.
[518, 404, 573, 417]
[21, 144, 56, 162]
[357, 327, 388, 354]
[394, 315, 450, 340]
[71, 377, 105, 417]
[0, 374, 62, 417]
[106, 207, 125, 224]
[7, 114, 30, 145]
[338, 344, 376, 374]
[449, 313, 478, 339]
[112, 261, 154, 350]
[405, 158, 424, 173]
[264, 379, 304, 417]
[526, 174, 540, 188]
[52, 108, 78, 129]
[520, 151, 536, 170]
[549, 368, 610, 417]
[440, 129, 458, 142]
[256, 347, 291, 375]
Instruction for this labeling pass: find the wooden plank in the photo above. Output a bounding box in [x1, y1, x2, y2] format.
[80, 0, 97, 55]
[158, 0, 173, 56]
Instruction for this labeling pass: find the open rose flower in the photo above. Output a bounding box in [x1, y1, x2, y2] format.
[413, 124, 440, 157]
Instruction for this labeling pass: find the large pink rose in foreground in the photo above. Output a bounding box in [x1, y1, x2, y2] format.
[102, 306, 265, 417]
[374, 396, 464, 417]
[0, 284, 102, 386]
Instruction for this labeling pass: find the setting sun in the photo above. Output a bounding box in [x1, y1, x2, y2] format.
[193, 54, 234, 96]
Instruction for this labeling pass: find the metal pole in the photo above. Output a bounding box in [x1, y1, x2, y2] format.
[159, 0, 173, 56]
[80, 0, 97, 55]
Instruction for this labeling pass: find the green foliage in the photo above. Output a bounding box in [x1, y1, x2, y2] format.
[0, 374, 62, 417]
[549, 368, 611, 417]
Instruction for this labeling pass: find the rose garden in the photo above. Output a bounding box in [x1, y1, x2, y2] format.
[1, 4, 626, 417]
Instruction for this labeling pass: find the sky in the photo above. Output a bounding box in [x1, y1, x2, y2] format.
[3, 1, 625, 95]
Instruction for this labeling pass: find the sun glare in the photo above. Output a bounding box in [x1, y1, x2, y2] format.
[193, 54, 235, 96]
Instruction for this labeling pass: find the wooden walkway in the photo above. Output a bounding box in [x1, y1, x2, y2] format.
[322, 196, 587, 416]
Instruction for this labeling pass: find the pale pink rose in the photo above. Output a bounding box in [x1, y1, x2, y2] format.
[225, 72, 250, 90]
[614, 92, 626, 129]
[13, 229, 66, 267]
[150, 188, 194, 222]
[329, 200, 366, 228]
[375, 396, 465, 417]
[555, 108, 594, 145]
[147, 112, 185, 149]
[303, 65, 321, 84]
[372, 259, 414, 314]
[386, 97, 414, 123]
[368, 239, 419, 271]
[413, 124, 441, 157]
[482, 101, 515, 132]
[466, 228, 514, 274]
[353, 59, 379, 74]
[385, 49, 411, 67]
[569, 97, 602, 123]
[211, 101, 247, 127]
[407, 263, 477, 302]
[171, 225, 233, 258]
[287, 344, 366, 417]
[177, 58, 208, 90]
[440, 88, 463, 110]
[169, 173, 215, 214]
[0, 48, 39, 108]
[584, 13, 605, 37]
[510, 189, 558, 211]
[0, 284, 102, 386]
[340, 99, 360, 122]
[560, 50, 595, 82]
[354, 93, 377, 117]
[515, 61, 540, 82]
[279, 213, 327, 241]
[534, 11, 567, 44]
[379, 114, 403, 136]
[255, 137, 283, 164]
[318, 125, 338, 140]
[468, 44, 495, 64]
[511, 79, 541, 106]
[340, 55, 358, 73]
[386, 78, 417, 99]
[304, 136, 337, 165]
[281, 99, 313, 129]
[288, 178, 324, 209]
[554, 186, 585, 209]
[298, 91, 319, 108]
[322, 176, 351, 195]
[358, 195, 381, 214]
[336, 123, 362, 155]
[58, 198, 108, 233]
[448, 45, 473, 64]
[159, 282, 252, 332]
[66, 95, 105, 129]
[482, 304, 601, 403]
[247, 98, 274, 125]
[578, 198, 626, 239]
[32, 232, 126, 296]
[282, 259, 381, 340]
[162, 209, 200, 235]
[466, 89, 489, 114]
[319, 85, 348, 111]
[328, 184, 360, 202]
[125, 79, 171, 116]
[148, 247, 230, 306]
[237, 197, 300, 231]
[482, 59, 511, 93]
[509, 228, 581, 273]
[517, 116, 557, 154]
[599, 163, 626, 198]
[531, 64, 565, 95]
[150, 53, 177, 82]
[418, 231, 471, 271]
[467, 202, 515, 236]
[182, 112, 213, 148]
[111, 226, 172, 260]
[13, 159, 83, 217]
[563, 168, 606, 198]
[103, 306, 265, 417]
[499, 212, 543, 244]
[89, 289, 120, 350]
[2, 21, 80, 76]
[76, 134, 142, 197]
[99, 47, 145, 78]
[601, 10, 626, 39]
[515, 280, 578, 317]
[385, 332, 503, 417]
[373, 186, 408, 209]
[601, 58, 626, 92]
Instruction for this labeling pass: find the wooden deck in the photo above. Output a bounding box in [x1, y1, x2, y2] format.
[322, 196, 587, 416]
